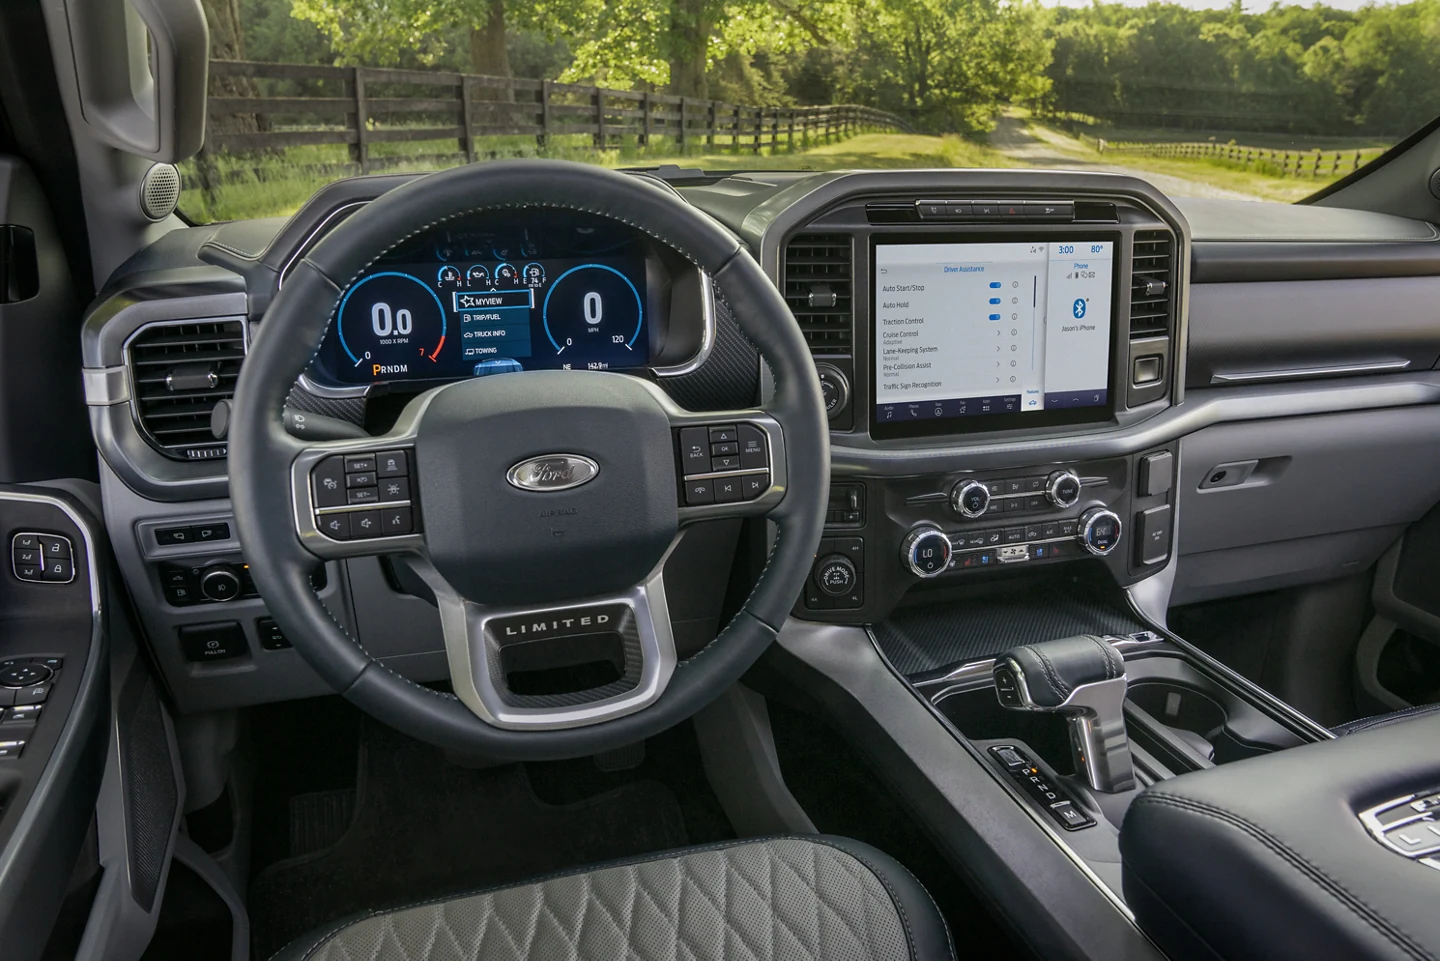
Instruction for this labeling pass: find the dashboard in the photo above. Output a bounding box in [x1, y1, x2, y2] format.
[303, 210, 712, 394]
[74, 163, 1440, 720]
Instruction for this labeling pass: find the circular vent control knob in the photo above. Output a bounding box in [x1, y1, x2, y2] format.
[1046, 470, 1082, 508]
[815, 554, 858, 596]
[902, 526, 953, 578]
[1077, 507, 1123, 556]
[200, 566, 242, 602]
[952, 480, 991, 518]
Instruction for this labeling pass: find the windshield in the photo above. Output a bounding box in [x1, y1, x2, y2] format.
[181, 0, 1436, 222]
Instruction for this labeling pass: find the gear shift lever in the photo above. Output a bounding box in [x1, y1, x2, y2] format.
[993, 635, 1136, 793]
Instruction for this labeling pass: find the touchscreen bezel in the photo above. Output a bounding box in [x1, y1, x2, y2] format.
[869, 231, 1124, 441]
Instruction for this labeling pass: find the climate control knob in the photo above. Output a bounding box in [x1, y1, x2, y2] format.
[902, 526, 952, 578]
[1046, 470, 1082, 508]
[951, 480, 991, 518]
[1077, 507, 1122, 556]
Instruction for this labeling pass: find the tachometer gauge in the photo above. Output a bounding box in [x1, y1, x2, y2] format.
[336, 272, 447, 381]
[541, 264, 643, 368]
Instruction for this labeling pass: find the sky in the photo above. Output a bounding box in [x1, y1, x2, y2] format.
[1036, 0, 1383, 9]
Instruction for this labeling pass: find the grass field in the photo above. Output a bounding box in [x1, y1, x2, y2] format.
[179, 132, 1016, 222]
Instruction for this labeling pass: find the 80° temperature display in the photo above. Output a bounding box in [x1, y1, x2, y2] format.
[321, 251, 650, 386]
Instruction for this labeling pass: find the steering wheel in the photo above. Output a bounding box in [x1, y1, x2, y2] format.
[229, 160, 829, 760]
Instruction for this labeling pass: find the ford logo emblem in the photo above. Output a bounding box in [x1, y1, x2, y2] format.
[506, 454, 600, 492]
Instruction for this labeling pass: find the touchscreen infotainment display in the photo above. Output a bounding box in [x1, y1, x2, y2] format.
[872, 238, 1117, 439]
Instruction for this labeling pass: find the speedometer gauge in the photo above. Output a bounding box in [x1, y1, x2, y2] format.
[336, 272, 447, 381]
[541, 264, 643, 368]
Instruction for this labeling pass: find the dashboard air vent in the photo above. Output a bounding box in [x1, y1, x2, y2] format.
[128, 320, 246, 460]
[1130, 230, 1174, 339]
[783, 234, 853, 354]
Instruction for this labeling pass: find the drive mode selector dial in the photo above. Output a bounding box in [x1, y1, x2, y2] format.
[815, 554, 857, 596]
[952, 480, 991, 518]
[902, 526, 952, 578]
[1078, 507, 1122, 556]
[1046, 470, 1082, 508]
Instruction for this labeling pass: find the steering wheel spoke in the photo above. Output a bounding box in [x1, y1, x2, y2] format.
[407, 558, 678, 730]
[668, 408, 787, 524]
[291, 431, 425, 561]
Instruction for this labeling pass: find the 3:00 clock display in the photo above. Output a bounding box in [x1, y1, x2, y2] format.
[318, 251, 649, 387]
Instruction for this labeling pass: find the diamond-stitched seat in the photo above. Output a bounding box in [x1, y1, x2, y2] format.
[272, 837, 954, 961]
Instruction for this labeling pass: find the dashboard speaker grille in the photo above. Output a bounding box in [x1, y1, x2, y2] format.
[1130, 230, 1174, 339]
[127, 319, 246, 461]
[783, 233, 853, 354]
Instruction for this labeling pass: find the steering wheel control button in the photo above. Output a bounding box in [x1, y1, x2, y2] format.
[684, 479, 715, 505]
[952, 480, 990, 518]
[741, 475, 767, 499]
[0, 663, 51, 688]
[179, 622, 249, 663]
[346, 471, 376, 488]
[708, 425, 738, 444]
[738, 426, 768, 469]
[678, 428, 710, 474]
[715, 477, 743, 503]
[711, 454, 741, 472]
[377, 450, 409, 477]
[380, 507, 413, 535]
[346, 487, 381, 506]
[710, 441, 738, 456]
[1078, 507, 1122, 556]
[902, 527, 952, 578]
[1045, 471, 1082, 508]
[312, 457, 348, 508]
[350, 511, 382, 538]
[319, 513, 352, 540]
[344, 454, 377, 474]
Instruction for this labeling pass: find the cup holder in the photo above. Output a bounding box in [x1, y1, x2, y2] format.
[1129, 682, 1227, 740]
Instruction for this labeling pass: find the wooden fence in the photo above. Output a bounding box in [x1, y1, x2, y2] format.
[1080, 135, 1382, 179]
[195, 60, 912, 194]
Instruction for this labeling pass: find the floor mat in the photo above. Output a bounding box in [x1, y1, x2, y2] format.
[249, 719, 689, 959]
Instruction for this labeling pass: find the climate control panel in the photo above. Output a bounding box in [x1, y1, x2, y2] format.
[795, 448, 1176, 624]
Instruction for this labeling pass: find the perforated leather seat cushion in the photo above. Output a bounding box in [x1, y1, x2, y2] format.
[272, 836, 955, 961]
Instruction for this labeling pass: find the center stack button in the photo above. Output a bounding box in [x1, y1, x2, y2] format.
[952, 480, 991, 518]
[902, 526, 952, 578]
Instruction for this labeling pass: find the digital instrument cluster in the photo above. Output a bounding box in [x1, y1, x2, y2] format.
[307, 216, 658, 389]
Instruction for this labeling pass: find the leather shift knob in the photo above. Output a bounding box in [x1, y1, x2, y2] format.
[994, 634, 1136, 793]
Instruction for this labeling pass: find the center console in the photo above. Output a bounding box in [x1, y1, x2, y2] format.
[756, 178, 1184, 625]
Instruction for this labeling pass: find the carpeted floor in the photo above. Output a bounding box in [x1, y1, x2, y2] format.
[248, 714, 719, 959]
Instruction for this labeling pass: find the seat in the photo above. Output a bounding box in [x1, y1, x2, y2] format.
[1331, 701, 1440, 736]
[271, 836, 955, 961]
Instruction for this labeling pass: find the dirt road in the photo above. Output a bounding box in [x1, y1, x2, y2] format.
[989, 116, 1265, 201]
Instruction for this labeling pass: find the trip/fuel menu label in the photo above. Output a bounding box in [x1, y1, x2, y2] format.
[874, 240, 1113, 426]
